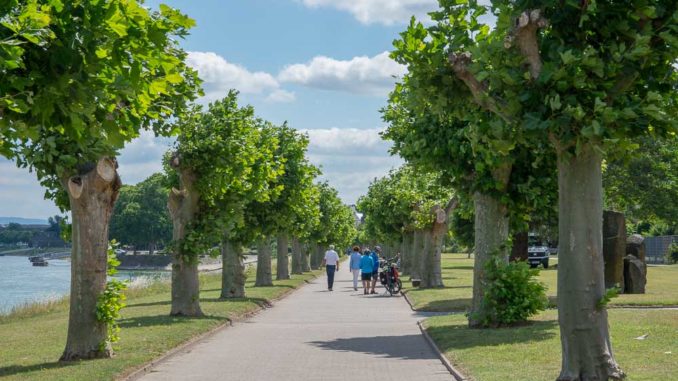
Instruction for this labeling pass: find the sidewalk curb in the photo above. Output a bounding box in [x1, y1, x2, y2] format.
[118, 271, 319, 381]
[401, 290, 417, 311]
[417, 320, 470, 381]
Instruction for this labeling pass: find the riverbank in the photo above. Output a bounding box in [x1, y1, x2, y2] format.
[0, 267, 321, 381]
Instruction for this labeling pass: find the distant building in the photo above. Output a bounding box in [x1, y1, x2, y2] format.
[349, 205, 364, 226]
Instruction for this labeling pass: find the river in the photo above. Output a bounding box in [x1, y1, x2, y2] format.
[0, 256, 169, 314]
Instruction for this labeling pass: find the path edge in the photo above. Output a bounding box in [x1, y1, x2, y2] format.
[118, 272, 318, 381]
[417, 320, 470, 381]
[401, 290, 416, 311]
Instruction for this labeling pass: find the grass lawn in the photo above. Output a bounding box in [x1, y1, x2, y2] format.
[404, 253, 678, 311]
[0, 267, 320, 381]
[424, 309, 678, 381]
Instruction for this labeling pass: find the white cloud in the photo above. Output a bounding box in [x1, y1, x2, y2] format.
[266, 89, 296, 103]
[301, 127, 403, 204]
[116, 130, 174, 185]
[300, 0, 437, 25]
[278, 52, 406, 95]
[187, 51, 295, 103]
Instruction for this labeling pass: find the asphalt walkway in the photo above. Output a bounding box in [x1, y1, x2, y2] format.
[137, 266, 452, 381]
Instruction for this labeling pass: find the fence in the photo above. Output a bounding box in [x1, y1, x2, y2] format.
[644, 235, 678, 264]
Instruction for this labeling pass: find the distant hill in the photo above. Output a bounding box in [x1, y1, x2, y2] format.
[0, 217, 48, 225]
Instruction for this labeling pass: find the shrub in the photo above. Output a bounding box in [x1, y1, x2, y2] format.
[473, 258, 548, 327]
[666, 243, 678, 264]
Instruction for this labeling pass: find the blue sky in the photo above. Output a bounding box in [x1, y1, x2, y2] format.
[0, 0, 446, 219]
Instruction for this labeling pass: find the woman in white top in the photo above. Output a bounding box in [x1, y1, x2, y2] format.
[321, 245, 340, 291]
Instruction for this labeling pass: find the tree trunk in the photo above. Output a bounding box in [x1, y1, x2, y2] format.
[556, 144, 624, 381]
[510, 231, 529, 262]
[310, 243, 323, 269]
[302, 242, 311, 272]
[469, 191, 510, 327]
[167, 161, 203, 317]
[149, 242, 156, 256]
[291, 237, 303, 274]
[255, 237, 273, 286]
[60, 158, 121, 361]
[276, 234, 290, 280]
[220, 239, 246, 298]
[410, 230, 423, 280]
[420, 200, 456, 288]
[400, 232, 412, 276]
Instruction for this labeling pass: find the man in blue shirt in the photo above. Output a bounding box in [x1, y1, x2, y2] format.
[369, 246, 381, 294]
[348, 246, 362, 291]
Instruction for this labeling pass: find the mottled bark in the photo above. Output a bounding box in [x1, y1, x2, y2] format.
[510, 231, 529, 262]
[310, 243, 322, 269]
[167, 159, 203, 317]
[469, 189, 510, 327]
[60, 158, 121, 361]
[556, 144, 624, 381]
[302, 242, 311, 272]
[410, 230, 423, 280]
[220, 239, 246, 298]
[276, 234, 290, 280]
[255, 237, 273, 286]
[400, 232, 413, 276]
[291, 237, 304, 274]
[420, 200, 457, 288]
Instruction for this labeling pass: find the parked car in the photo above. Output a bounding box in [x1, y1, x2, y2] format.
[528, 233, 549, 269]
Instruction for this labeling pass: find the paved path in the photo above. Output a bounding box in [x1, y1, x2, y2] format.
[137, 267, 452, 381]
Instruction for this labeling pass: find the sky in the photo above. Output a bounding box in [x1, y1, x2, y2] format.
[0, 0, 447, 219]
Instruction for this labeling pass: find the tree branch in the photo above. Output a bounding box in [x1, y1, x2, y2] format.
[448, 52, 515, 124]
[506, 9, 548, 80]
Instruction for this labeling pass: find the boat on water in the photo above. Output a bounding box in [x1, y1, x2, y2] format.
[32, 258, 48, 267]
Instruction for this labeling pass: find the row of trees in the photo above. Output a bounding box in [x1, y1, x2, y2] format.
[164, 91, 357, 315]
[1, 0, 356, 361]
[372, 1, 677, 380]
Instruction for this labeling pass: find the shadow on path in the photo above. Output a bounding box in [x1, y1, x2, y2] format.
[308, 334, 438, 360]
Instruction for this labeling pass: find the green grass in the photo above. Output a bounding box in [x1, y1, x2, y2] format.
[404, 253, 678, 312]
[424, 309, 678, 381]
[0, 268, 320, 381]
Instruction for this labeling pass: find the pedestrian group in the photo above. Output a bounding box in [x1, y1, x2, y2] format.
[322, 244, 384, 295]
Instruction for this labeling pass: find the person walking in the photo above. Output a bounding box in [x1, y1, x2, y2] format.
[359, 249, 374, 295]
[321, 244, 339, 291]
[370, 246, 382, 294]
[348, 246, 362, 291]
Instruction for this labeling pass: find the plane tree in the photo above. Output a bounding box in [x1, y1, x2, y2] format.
[392, 0, 677, 379]
[0, 0, 200, 360]
[167, 92, 281, 313]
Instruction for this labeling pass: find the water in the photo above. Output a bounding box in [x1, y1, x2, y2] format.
[0, 256, 169, 314]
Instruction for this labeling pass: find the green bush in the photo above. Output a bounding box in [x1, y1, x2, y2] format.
[473, 258, 548, 327]
[666, 243, 678, 264]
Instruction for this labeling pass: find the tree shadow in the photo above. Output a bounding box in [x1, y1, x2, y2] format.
[117, 314, 224, 328]
[308, 334, 439, 360]
[426, 319, 558, 351]
[418, 298, 472, 312]
[125, 300, 171, 308]
[200, 297, 271, 307]
[442, 265, 474, 270]
[0, 361, 77, 377]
